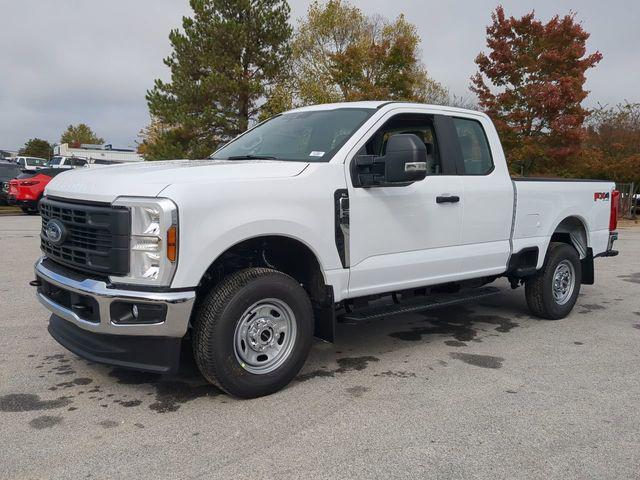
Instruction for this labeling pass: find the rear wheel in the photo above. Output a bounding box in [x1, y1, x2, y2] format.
[193, 268, 313, 398]
[525, 242, 581, 320]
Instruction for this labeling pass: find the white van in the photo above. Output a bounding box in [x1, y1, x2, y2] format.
[14, 156, 48, 171]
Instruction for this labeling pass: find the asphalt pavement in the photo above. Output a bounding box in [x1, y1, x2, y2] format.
[1, 215, 639, 480]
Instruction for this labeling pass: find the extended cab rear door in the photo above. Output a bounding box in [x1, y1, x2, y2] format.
[447, 114, 514, 277]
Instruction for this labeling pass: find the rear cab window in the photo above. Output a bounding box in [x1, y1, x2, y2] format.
[452, 117, 494, 175]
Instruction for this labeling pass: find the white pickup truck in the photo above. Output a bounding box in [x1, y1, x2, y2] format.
[33, 102, 619, 398]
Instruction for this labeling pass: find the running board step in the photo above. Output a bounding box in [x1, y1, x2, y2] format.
[340, 286, 501, 322]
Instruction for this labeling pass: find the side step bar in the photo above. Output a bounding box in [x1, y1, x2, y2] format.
[340, 286, 501, 322]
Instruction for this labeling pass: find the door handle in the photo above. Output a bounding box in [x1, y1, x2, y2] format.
[436, 195, 460, 204]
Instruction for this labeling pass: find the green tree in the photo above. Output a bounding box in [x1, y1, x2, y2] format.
[19, 138, 52, 160]
[60, 124, 104, 145]
[146, 0, 292, 158]
[471, 6, 602, 176]
[268, 0, 447, 113]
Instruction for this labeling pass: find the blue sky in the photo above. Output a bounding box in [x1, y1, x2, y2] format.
[1, 0, 638, 151]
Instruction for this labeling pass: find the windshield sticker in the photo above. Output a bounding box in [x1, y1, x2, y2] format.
[309, 151, 325, 157]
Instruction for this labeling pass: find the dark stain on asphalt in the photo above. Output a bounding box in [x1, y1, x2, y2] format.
[389, 306, 518, 343]
[345, 386, 369, 398]
[0, 394, 72, 412]
[449, 352, 504, 369]
[296, 369, 336, 382]
[29, 415, 63, 429]
[336, 356, 379, 372]
[98, 420, 119, 429]
[149, 381, 220, 413]
[445, 340, 467, 347]
[580, 304, 606, 313]
[55, 378, 93, 389]
[109, 368, 221, 414]
[618, 272, 640, 284]
[574, 341, 584, 345]
[374, 370, 417, 378]
[115, 399, 142, 408]
[633, 324, 640, 330]
[296, 356, 380, 383]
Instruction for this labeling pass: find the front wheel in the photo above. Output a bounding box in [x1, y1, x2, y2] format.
[193, 268, 313, 398]
[525, 242, 582, 320]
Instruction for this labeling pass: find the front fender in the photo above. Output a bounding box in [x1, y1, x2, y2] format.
[172, 219, 333, 288]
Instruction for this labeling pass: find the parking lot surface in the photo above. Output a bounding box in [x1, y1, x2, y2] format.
[1, 215, 639, 480]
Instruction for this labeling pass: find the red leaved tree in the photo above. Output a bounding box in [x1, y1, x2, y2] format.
[471, 6, 602, 176]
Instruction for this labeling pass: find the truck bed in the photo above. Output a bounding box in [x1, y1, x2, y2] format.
[512, 177, 615, 267]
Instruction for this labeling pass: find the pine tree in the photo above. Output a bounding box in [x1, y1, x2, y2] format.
[20, 138, 52, 160]
[146, 0, 292, 158]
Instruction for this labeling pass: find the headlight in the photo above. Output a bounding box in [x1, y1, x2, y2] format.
[110, 197, 178, 286]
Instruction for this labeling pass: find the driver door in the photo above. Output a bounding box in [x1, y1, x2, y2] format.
[346, 110, 464, 298]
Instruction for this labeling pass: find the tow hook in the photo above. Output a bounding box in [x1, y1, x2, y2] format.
[29, 279, 42, 287]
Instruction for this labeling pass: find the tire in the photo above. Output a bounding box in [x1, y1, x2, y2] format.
[525, 242, 581, 320]
[193, 268, 313, 398]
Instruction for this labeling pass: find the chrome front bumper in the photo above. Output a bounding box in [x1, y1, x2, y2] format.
[34, 257, 195, 337]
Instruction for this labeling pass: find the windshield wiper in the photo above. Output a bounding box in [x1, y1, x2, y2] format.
[226, 154, 278, 160]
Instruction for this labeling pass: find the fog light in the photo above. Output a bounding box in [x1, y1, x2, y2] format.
[110, 302, 167, 325]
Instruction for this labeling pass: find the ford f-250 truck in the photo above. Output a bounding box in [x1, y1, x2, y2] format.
[32, 102, 619, 398]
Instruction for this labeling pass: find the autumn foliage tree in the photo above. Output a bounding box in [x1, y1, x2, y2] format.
[60, 124, 104, 146]
[471, 6, 602, 176]
[262, 0, 448, 117]
[574, 103, 640, 184]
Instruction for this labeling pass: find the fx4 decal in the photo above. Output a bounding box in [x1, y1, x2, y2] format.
[594, 192, 610, 201]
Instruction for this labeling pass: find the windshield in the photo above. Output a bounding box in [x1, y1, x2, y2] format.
[49, 156, 63, 166]
[212, 108, 374, 162]
[26, 158, 47, 166]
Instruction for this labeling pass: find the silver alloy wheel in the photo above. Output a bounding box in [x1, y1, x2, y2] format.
[233, 298, 297, 374]
[552, 260, 575, 305]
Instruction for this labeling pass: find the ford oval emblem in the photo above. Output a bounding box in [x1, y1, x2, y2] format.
[45, 219, 66, 245]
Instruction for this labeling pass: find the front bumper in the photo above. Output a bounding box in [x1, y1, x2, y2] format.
[7, 196, 37, 209]
[34, 257, 196, 372]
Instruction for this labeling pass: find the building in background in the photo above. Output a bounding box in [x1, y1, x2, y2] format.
[54, 143, 143, 164]
[0, 149, 18, 160]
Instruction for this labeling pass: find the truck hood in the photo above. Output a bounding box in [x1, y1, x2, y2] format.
[45, 159, 309, 203]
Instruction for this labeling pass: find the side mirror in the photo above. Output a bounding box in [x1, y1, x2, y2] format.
[352, 134, 428, 187]
[383, 134, 428, 183]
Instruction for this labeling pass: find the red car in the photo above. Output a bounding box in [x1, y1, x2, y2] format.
[7, 168, 65, 214]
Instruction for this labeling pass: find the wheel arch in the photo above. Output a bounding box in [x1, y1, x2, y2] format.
[549, 215, 590, 259]
[194, 234, 336, 342]
[548, 215, 594, 285]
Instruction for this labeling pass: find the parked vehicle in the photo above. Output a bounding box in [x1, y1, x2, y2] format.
[14, 156, 48, 171]
[8, 168, 66, 214]
[0, 160, 21, 205]
[48, 156, 89, 169]
[32, 102, 619, 398]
